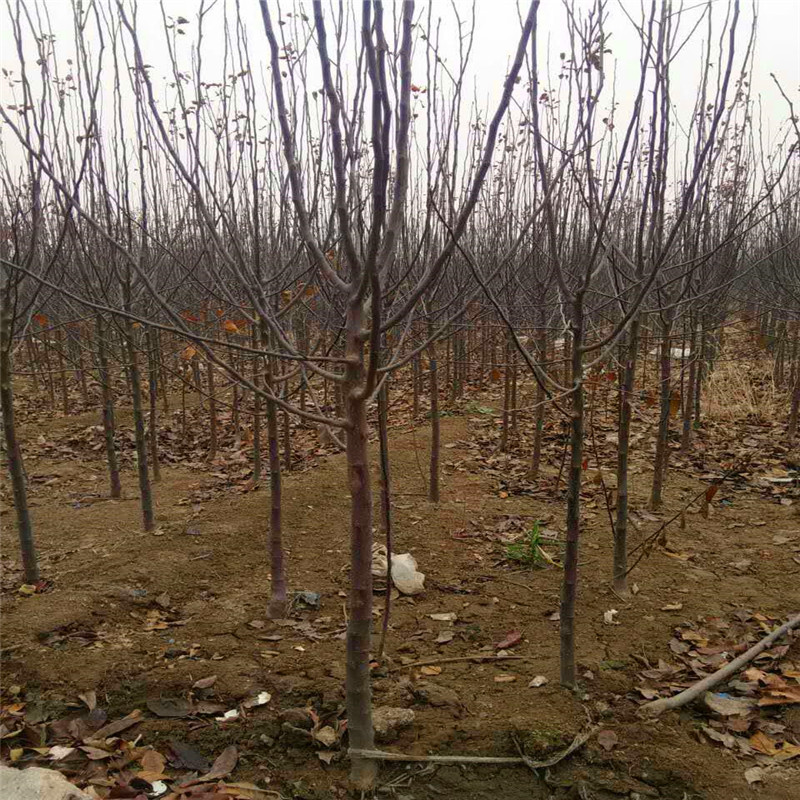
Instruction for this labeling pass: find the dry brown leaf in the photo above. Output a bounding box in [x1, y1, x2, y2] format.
[199, 745, 238, 782]
[597, 729, 619, 751]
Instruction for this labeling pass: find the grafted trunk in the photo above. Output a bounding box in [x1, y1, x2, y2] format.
[1, 296, 39, 583]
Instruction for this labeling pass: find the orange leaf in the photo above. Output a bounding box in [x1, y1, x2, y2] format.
[490, 368, 501, 381]
[223, 320, 239, 333]
[705, 485, 719, 504]
[181, 346, 197, 361]
[669, 392, 681, 416]
[33, 313, 48, 326]
[215, 308, 224, 317]
[749, 731, 780, 755]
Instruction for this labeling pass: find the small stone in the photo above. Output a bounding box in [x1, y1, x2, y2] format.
[0, 765, 93, 800]
[372, 706, 415, 743]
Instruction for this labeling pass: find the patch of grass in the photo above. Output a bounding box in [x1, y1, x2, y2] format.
[464, 402, 495, 415]
[504, 521, 547, 567]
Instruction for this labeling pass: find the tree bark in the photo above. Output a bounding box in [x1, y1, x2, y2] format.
[560, 297, 584, 688]
[126, 321, 155, 531]
[96, 315, 121, 499]
[1, 295, 39, 583]
[343, 299, 377, 790]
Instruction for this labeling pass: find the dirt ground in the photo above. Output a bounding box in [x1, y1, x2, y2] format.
[1, 371, 799, 800]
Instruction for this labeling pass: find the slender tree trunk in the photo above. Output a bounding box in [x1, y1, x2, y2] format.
[207, 359, 218, 462]
[650, 321, 672, 510]
[96, 315, 121, 499]
[343, 300, 376, 790]
[252, 325, 262, 483]
[1, 297, 39, 583]
[560, 299, 584, 688]
[377, 377, 392, 660]
[428, 332, 440, 503]
[501, 336, 510, 453]
[681, 322, 698, 453]
[147, 328, 161, 483]
[57, 327, 69, 415]
[265, 361, 287, 618]
[614, 317, 640, 595]
[126, 321, 154, 531]
[530, 318, 547, 479]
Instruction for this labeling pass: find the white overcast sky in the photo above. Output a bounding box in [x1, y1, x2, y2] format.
[1, 1, 799, 164]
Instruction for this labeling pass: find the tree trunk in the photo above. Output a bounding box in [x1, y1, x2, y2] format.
[343, 300, 377, 790]
[650, 322, 672, 510]
[265, 362, 287, 618]
[207, 358, 218, 461]
[428, 333, 440, 503]
[96, 315, 121, 499]
[126, 321, 155, 531]
[1, 296, 39, 583]
[147, 328, 161, 483]
[613, 317, 640, 595]
[530, 320, 547, 479]
[560, 298, 584, 688]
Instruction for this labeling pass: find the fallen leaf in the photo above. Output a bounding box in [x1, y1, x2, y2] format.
[168, 738, 211, 772]
[495, 630, 523, 650]
[48, 745, 76, 760]
[80, 745, 113, 760]
[603, 609, 619, 625]
[749, 731, 779, 755]
[193, 675, 218, 690]
[703, 692, 755, 716]
[140, 749, 166, 774]
[661, 602, 683, 611]
[436, 630, 455, 644]
[147, 698, 193, 718]
[702, 725, 736, 748]
[199, 745, 238, 781]
[758, 685, 800, 706]
[241, 691, 271, 709]
[78, 691, 97, 711]
[420, 666, 442, 676]
[494, 675, 517, 683]
[528, 676, 548, 688]
[597, 729, 619, 751]
[318, 751, 335, 764]
[90, 709, 143, 739]
[313, 726, 338, 747]
[429, 613, 457, 622]
[744, 766, 764, 785]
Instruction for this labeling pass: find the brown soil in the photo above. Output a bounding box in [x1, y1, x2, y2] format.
[1, 380, 799, 800]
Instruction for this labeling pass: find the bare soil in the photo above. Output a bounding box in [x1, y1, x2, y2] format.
[1, 377, 799, 800]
